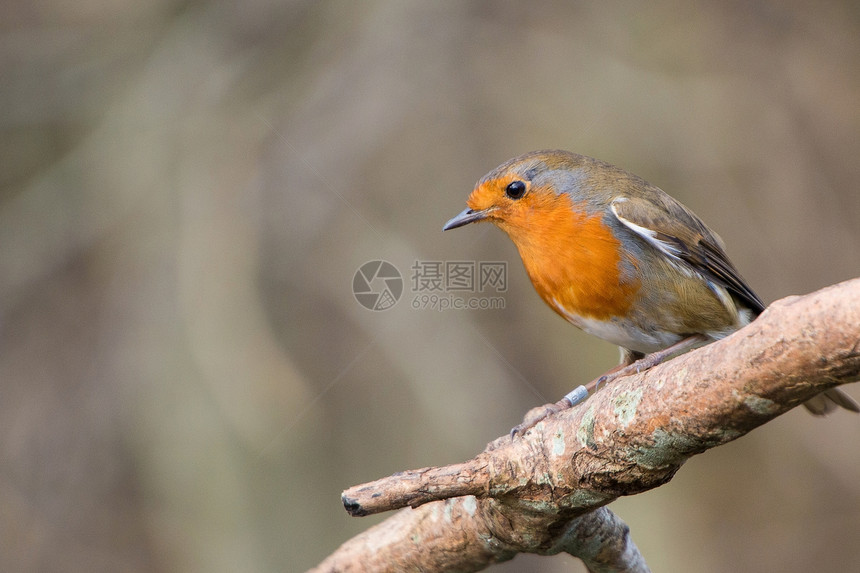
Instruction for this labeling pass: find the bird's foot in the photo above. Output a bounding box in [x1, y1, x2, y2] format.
[510, 386, 588, 438]
[509, 338, 711, 439]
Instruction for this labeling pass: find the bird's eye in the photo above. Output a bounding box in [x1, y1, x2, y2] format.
[505, 180, 526, 199]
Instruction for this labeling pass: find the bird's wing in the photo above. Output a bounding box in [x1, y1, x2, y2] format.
[610, 195, 765, 314]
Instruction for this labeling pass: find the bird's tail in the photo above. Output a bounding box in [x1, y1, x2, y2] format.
[803, 388, 860, 416]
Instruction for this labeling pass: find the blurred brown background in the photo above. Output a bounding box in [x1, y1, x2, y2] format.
[2, 1, 859, 571]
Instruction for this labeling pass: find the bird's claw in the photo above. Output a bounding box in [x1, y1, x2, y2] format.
[510, 399, 571, 439]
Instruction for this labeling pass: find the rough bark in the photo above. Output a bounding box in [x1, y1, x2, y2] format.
[314, 278, 860, 572]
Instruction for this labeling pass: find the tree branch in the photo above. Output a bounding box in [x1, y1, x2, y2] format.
[314, 278, 860, 572]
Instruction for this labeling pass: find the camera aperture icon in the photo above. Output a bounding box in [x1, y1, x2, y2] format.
[353, 260, 403, 311]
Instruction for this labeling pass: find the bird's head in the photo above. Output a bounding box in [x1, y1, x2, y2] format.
[443, 150, 605, 245]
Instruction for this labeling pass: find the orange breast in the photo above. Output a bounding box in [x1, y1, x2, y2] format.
[499, 196, 640, 321]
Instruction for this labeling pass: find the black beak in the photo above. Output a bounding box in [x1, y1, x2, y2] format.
[443, 208, 489, 231]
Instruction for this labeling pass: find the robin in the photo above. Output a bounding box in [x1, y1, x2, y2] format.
[443, 150, 858, 435]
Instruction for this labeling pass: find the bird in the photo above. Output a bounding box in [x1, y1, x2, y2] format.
[443, 150, 858, 435]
